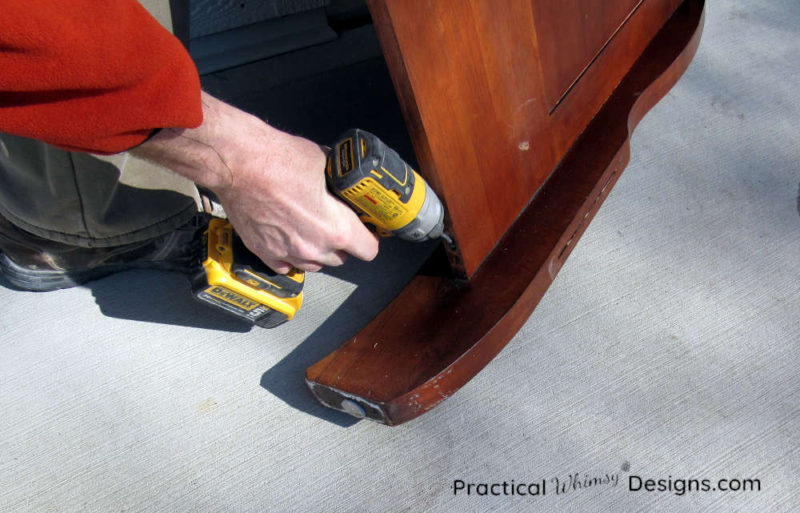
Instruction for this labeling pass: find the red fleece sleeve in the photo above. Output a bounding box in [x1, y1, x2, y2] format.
[0, 0, 203, 154]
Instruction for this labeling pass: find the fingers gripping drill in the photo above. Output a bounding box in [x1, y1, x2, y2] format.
[192, 129, 452, 328]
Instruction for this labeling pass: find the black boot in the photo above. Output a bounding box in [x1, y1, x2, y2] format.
[0, 212, 208, 291]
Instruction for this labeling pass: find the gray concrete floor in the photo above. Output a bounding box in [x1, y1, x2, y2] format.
[2, 0, 799, 511]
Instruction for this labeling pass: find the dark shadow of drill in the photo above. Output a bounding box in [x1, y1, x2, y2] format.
[87, 268, 252, 332]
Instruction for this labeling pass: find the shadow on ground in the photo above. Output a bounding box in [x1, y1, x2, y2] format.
[0, 236, 440, 426]
[260, 237, 440, 427]
[87, 269, 254, 331]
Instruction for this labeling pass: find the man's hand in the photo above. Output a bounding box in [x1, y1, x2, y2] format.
[132, 92, 379, 273]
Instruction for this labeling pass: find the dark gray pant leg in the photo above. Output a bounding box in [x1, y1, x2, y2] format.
[0, 133, 199, 247]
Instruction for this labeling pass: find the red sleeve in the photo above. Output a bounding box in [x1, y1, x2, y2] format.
[0, 0, 203, 154]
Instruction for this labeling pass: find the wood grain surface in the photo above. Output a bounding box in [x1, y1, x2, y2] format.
[368, 0, 684, 277]
[307, 0, 706, 425]
[532, 0, 642, 111]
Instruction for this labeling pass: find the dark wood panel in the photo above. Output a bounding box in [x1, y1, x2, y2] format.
[368, 0, 543, 277]
[368, 0, 683, 277]
[533, 0, 642, 111]
[307, 0, 706, 424]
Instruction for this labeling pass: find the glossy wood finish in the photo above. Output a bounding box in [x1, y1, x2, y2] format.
[307, 0, 705, 425]
[367, 0, 683, 277]
[532, 0, 642, 111]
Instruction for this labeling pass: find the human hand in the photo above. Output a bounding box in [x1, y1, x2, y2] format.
[133, 92, 379, 273]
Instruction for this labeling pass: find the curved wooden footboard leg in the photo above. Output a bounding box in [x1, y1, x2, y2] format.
[306, 0, 706, 425]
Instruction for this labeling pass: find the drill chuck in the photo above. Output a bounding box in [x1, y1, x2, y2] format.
[392, 181, 445, 242]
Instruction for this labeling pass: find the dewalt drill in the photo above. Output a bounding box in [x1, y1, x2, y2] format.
[326, 129, 449, 244]
[191, 129, 448, 327]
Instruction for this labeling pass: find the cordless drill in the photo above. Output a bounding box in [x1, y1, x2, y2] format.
[191, 129, 449, 327]
[326, 128, 449, 244]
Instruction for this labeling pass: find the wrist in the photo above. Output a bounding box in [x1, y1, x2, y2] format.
[131, 92, 274, 195]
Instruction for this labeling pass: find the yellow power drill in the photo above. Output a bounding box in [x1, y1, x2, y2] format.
[191, 129, 448, 328]
[326, 128, 449, 244]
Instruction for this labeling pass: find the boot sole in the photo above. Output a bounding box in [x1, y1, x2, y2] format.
[0, 253, 191, 292]
[0, 253, 129, 291]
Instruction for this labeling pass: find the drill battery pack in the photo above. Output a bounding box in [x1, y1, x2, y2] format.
[190, 218, 304, 328]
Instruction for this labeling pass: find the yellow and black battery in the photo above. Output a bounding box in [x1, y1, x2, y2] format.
[190, 218, 304, 328]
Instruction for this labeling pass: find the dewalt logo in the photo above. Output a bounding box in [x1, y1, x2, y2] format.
[206, 286, 259, 311]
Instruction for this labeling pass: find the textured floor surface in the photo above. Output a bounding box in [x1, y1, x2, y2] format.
[1, 1, 798, 511]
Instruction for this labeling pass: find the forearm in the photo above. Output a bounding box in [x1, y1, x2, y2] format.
[133, 92, 260, 194]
